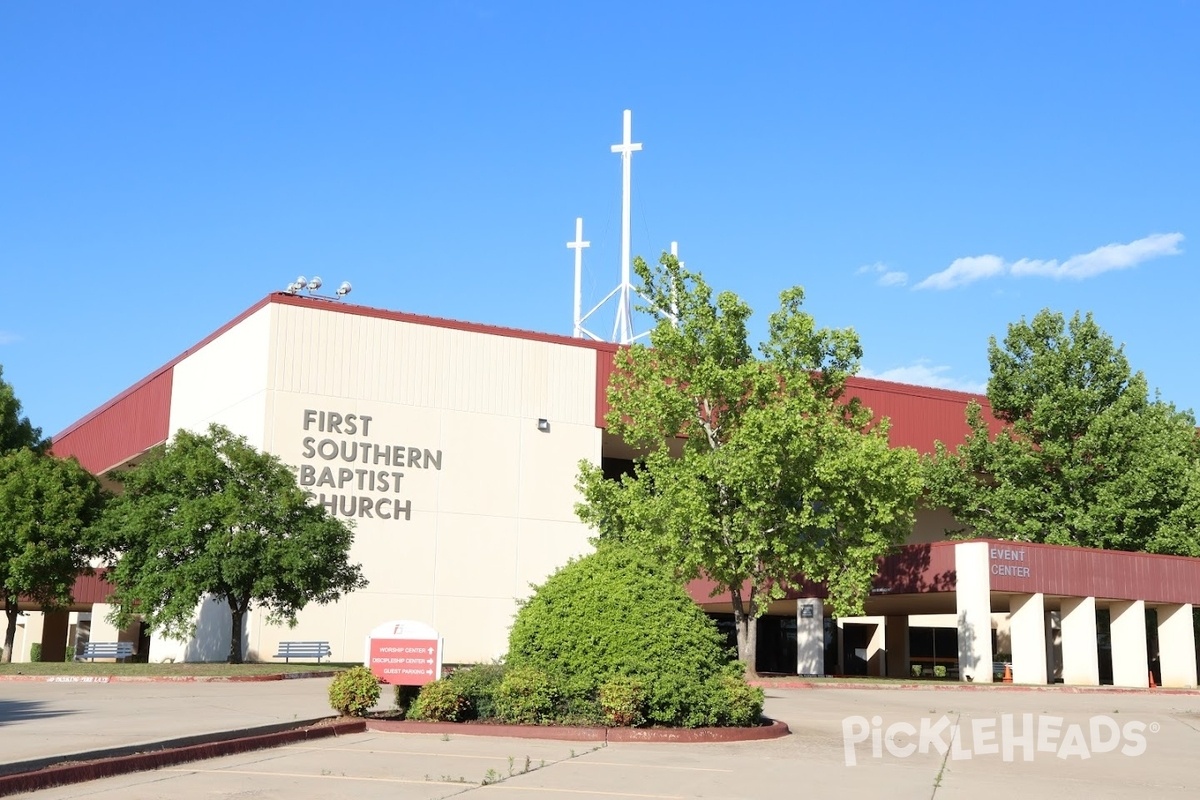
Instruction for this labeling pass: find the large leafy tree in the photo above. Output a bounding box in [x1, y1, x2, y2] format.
[101, 424, 368, 663]
[0, 448, 106, 662]
[926, 309, 1200, 554]
[576, 255, 924, 673]
[0, 365, 47, 454]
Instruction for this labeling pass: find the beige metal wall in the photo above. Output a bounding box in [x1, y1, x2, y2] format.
[242, 304, 602, 664]
[156, 306, 275, 663]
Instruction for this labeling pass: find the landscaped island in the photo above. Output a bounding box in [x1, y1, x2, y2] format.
[329, 544, 767, 731]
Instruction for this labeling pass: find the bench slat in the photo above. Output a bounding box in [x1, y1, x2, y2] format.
[79, 642, 135, 661]
[273, 640, 331, 662]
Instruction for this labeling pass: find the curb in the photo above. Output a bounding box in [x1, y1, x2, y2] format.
[0, 718, 365, 797]
[751, 680, 1200, 695]
[365, 717, 790, 743]
[0, 671, 338, 684]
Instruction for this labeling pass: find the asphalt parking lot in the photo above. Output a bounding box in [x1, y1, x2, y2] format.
[6, 681, 1200, 799]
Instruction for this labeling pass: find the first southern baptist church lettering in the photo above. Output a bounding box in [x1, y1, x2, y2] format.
[28, 292, 1200, 690]
[297, 408, 443, 522]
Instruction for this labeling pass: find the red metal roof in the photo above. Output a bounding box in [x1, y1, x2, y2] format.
[51, 369, 173, 474]
[595, 352, 1002, 454]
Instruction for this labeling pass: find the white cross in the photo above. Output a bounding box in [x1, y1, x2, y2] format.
[611, 109, 642, 344]
[669, 241, 682, 325]
[567, 217, 591, 255]
[568, 217, 590, 338]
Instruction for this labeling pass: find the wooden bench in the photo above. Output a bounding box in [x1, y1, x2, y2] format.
[274, 641, 332, 663]
[78, 641, 135, 662]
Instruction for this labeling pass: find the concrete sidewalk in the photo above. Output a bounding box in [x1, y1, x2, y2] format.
[0, 677, 339, 771]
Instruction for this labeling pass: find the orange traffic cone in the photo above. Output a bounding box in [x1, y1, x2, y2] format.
[1002, 664, 1013, 683]
[1149, 671, 1157, 689]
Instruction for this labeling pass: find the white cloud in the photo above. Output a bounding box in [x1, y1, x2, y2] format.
[915, 233, 1184, 290]
[861, 361, 987, 395]
[856, 261, 908, 287]
[1010, 232, 1184, 279]
[914, 255, 1006, 290]
[0, 331, 18, 345]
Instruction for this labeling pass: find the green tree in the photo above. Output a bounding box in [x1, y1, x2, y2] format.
[0, 365, 47, 454]
[576, 255, 924, 673]
[926, 309, 1200, 554]
[0, 448, 106, 663]
[101, 424, 368, 663]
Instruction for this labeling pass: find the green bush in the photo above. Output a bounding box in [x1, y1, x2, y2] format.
[408, 679, 469, 722]
[599, 677, 647, 727]
[29, 643, 42, 663]
[445, 662, 507, 720]
[715, 674, 764, 727]
[495, 666, 561, 724]
[328, 666, 381, 717]
[64, 645, 76, 662]
[506, 543, 752, 727]
[394, 685, 420, 717]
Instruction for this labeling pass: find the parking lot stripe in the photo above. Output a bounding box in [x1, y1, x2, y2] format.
[479, 786, 684, 798]
[284, 745, 531, 761]
[163, 768, 474, 786]
[557, 760, 733, 772]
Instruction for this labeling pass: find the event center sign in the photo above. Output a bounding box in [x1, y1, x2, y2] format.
[365, 620, 443, 685]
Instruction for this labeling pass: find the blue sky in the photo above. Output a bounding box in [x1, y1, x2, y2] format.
[1, 2, 1197, 437]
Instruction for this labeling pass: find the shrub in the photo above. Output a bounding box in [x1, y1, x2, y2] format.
[599, 677, 647, 727]
[506, 543, 751, 727]
[64, 645, 76, 662]
[495, 666, 561, 724]
[409, 679, 469, 722]
[328, 666, 381, 717]
[558, 689, 604, 727]
[394, 685, 421, 717]
[29, 643, 42, 662]
[446, 662, 506, 720]
[715, 674, 764, 727]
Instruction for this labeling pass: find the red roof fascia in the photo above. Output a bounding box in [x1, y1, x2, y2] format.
[53, 295, 276, 443]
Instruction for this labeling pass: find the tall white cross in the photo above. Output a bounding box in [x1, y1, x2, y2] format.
[567, 217, 590, 338]
[611, 109, 642, 344]
[669, 240, 682, 325]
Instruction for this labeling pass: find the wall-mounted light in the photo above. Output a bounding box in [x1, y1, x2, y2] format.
[537, 418, 550, 433]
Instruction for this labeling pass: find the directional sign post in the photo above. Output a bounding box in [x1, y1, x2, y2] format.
[365, 620, 443, 686]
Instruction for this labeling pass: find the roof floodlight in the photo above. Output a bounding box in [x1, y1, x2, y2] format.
[307, 276, 322, 292]
[336, 281, 352, 297]
[295, 276, 308, 290]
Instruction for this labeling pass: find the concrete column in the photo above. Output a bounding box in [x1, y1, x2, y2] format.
[1156, 603, 1197, 688]
[17, 611, 44, 662]
[88, 603, 122, 643]
[1060, 597, 1099, 686]
[885, 615, 910, 678]
[1045, 610, 1062, 683]
[1109, 600, 1149, 688]
[796, 598, 824, 676]
[1008, 593, 1047, 684]
[867, 622, 886, 677]
[955, 541, 993, 682]
[40, 611, 70, 662]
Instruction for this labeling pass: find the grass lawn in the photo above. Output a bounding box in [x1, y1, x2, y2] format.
[0, 661, 354, 676]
